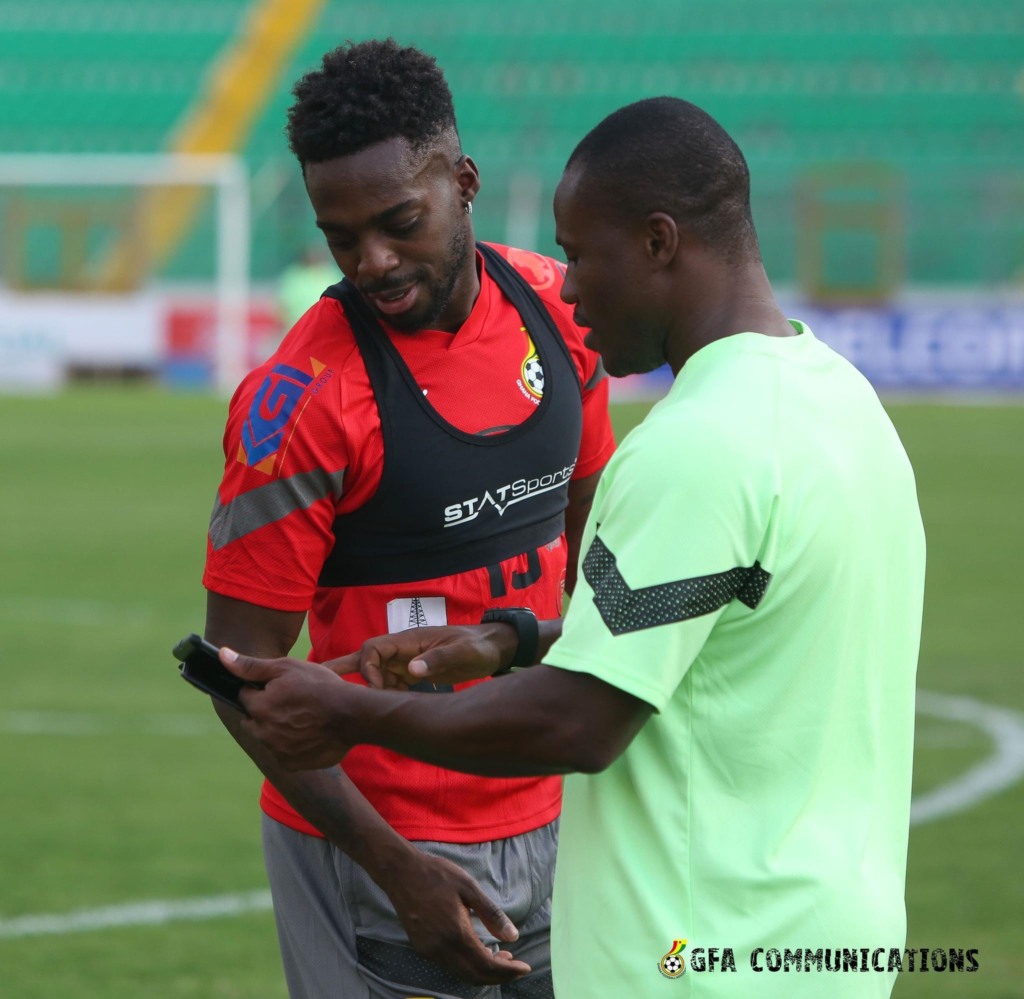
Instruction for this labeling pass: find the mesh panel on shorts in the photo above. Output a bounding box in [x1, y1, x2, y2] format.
[356, 936, 491, 999]
[502, 970, 555, 999]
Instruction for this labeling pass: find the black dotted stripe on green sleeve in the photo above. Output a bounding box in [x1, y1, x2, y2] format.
[582, 533, 771, 636]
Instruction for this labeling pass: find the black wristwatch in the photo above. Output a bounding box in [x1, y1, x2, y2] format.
[480, 607, 539, 675]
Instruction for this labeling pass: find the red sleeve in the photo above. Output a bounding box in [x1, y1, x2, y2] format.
[576, 365, 616, 478]
[202, 305, 349, 612]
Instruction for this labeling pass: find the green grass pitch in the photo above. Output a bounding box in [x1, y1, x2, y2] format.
[1, 388, 1021, 997]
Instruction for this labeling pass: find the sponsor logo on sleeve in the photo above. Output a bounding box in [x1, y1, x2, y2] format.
[238, 357, 331, 475]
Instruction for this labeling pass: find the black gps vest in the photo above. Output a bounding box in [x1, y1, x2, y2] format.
[317, 242, 583, 588]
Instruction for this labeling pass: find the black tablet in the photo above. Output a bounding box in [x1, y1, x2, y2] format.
[172, 633, 255, 715]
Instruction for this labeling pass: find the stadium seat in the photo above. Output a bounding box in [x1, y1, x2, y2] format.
[2, 0, 1020, 283]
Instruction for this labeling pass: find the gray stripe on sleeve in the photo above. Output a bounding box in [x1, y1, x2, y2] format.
[209, 467, 346, 551]
[583, 356, 607, 391]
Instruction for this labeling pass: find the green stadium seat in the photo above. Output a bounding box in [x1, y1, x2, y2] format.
[1, 0, 1020, 283]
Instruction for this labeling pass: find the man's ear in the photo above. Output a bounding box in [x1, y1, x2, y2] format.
[455, 154, 481, 205]
[644, 212, 680, 270]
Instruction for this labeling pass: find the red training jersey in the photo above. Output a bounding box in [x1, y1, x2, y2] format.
[203, 244, 616, 843]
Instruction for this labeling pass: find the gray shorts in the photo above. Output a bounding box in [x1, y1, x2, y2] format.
[261, 813, 558, 999]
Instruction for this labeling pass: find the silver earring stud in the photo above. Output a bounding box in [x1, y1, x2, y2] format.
[465, 202, 473, 214]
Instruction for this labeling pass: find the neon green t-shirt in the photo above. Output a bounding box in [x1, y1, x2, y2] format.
[545, 323, 925, 997]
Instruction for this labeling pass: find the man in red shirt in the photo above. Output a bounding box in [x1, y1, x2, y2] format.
[203, 40, 615, 998]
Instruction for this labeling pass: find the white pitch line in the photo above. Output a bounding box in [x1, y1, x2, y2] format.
[0, 711, 219, 737]
[0, 891, 272, 940]
[1, 691, 1022, 940]
[0, 595, 153, 627]
[910, 690, 1024, 825]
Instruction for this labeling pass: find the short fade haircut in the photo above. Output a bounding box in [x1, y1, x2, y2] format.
[286, 39, 458, 167]
[567, 97, 758, 260]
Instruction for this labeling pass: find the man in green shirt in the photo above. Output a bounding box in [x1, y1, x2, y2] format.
[220, 97, 926, 997]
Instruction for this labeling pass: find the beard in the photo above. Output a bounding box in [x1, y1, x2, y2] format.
[389, 218, 472, 333]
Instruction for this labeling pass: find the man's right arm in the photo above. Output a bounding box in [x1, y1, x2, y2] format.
[205, 591, 527, 985]
[204, 592, 417, 881]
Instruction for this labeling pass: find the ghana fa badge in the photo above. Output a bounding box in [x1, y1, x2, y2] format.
[519, 328, 545, 400]
[658, 939, 688, 978]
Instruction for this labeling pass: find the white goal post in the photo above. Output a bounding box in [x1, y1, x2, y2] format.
[0, 153, 250, 392]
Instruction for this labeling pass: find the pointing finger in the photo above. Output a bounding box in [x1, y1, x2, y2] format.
[325, 651, 361, 677]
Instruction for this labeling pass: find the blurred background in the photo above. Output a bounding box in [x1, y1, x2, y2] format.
[1, 2, 1022, 997]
